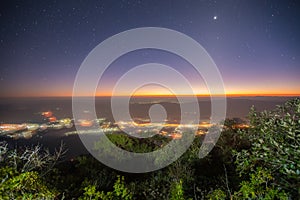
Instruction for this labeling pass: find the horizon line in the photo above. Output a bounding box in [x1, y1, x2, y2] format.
[1, 93, 300, 98]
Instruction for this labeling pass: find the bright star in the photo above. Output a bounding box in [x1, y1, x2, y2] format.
[213, 15, 218, 20]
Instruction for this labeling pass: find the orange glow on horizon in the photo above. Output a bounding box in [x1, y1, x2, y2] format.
[2, 82, 300, 98]
[5, 92, 300, 98]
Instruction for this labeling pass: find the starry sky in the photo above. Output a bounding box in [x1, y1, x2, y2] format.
[0, 0, 299, 97]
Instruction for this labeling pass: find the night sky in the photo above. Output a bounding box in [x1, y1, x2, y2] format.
[0, 0, 299, 97]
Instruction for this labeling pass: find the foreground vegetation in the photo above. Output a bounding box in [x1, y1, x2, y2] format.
[0, 98, 299, 199]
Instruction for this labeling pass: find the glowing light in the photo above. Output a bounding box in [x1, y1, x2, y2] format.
[42, 111, 53, 118]
[78, 119, 93, 127]
[48, 116, 57, 122]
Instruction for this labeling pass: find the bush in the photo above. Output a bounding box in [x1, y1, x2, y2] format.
[0, 142, 65, 199]
[234, 98, 300, 198]
[233, 167, 288, 199]
[80, 175, 133, 200]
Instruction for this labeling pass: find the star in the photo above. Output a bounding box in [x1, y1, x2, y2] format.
[213, 15, 218, 20]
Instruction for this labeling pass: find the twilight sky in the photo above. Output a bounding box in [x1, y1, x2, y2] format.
[0, 0, 299, 97]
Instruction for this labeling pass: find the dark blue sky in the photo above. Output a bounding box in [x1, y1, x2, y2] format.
[0, 0, 299, 96]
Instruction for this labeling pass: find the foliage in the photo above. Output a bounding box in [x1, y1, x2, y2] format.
[233, 167, 288, 199]
[206, 189, 227, 200]
[80, 185, 102, 200]
[94, 133, 167, 154]
[135, 170, 171, 199]
[0, 141, 66, 175]
[0, 142, 63, 199]
[0, 167, 56, 199]
[80, 175, 133, 200]
[234, 98, 300, 198]
[169, 179, 189, 200]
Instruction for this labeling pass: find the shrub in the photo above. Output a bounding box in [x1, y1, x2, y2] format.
[80, 175, 133, 200]
[234, 98, 300, 198]
[0, 142, 65, 199]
